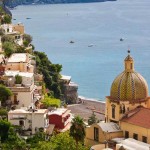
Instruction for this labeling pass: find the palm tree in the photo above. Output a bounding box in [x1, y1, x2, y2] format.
[70, 115, 85, 150]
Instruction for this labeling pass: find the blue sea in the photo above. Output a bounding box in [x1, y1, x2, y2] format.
[11, 0, 150, 101]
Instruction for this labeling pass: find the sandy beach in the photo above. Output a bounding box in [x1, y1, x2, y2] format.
[68, 99, 105, 122]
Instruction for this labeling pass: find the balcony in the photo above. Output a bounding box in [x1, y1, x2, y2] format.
[8, 83, 35, 92]
[10, 115, 26, 120]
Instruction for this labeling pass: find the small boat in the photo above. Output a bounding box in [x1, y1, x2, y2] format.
[26, 17, 31, 20]
[70, 41, 74, 44]
[88, 44, 94, 47]
[120, 38, 124, 41]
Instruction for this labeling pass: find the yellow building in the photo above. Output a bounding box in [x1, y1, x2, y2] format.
[105, 52, 149, 123]
[105, 51, 150, 144]
[86, 52, 150, 149]
[85, 122, 123, 146]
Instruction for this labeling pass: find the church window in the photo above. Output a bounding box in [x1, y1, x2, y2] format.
[130, 63, 133, 69]
[142, 136, 147, 143]
[122, 104, 125, 114]
[111, 104, 116, 119]
[125, 131, 129, 138]
[133, 133, 138, 140]
[94, 127, 99, 141]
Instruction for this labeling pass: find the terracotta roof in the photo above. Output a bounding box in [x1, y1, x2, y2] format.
[121, 107, 150, 129]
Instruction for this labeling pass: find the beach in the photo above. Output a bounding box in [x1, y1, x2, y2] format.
[68, 99, 105, 122]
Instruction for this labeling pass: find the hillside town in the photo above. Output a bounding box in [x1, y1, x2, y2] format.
[1, 4, 150, 150]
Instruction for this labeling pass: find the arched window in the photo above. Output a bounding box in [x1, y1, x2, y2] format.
[111, 104, 116, 119]
[122, 104, 125, 114]
[120, 104, 126, 114]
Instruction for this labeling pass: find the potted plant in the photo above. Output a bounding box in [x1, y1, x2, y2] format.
[15, 74, 22, 87]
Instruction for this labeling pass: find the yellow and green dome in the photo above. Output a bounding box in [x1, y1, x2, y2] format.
[110, 54, 148, 101]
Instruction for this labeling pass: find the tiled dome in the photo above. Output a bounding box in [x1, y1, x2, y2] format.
[110, 54, 148, 101]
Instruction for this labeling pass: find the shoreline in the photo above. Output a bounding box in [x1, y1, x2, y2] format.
[78, 95, 105, 104]
[68, 97, 106, 122]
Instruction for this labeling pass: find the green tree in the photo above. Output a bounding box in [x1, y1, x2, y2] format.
[23, 34, 32, 47]
[42, 96, 61, 108]
[34, 51, 62, 98]
[2, 35, 15, 43]
[1, 127, 27, 150]
[0, 84, 12, 103]
[70, 116, 86, 150]
[27, 131, 47, 148]
[0, 119, 11, 142]
[30, 141, 53, 150]
[0, 108, 8, 119]
[31, 132, 89, 150]
[3, 41, 15, 57]
[1, 14, 12, 24]
[50, 132, 76, 150]
[88, 112, 97, 125]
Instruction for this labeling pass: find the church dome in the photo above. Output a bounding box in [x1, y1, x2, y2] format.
[110, 52, 148, 101]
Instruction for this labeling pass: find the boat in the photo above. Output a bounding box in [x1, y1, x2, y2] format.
[26, 17, 31, 20]
[88, 44, 94, 47]
[70, 41, 74, 43]
[120, 38, 124, 41]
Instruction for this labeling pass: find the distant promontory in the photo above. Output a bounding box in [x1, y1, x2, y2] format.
[5, 0, 116, 8]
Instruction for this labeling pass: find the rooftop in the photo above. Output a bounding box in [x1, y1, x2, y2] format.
[116, 138, 150, 150]
[98, 122, 122, 133]
[121, 107, 150, 129]
[9, 109, 48, 114]
[48, 108, 68, 116]
[61, 75, 71, 81]
[5, 70, 33, 78]
[7, 53, 28, 63]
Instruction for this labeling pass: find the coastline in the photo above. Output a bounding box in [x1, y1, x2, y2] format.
[68, 96, 106, 122]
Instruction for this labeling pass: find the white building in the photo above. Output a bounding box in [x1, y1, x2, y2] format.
[8, 108, 49, 134]
[4, 70, 36, 108]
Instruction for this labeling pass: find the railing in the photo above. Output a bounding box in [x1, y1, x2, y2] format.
[8, 83, 35, 92]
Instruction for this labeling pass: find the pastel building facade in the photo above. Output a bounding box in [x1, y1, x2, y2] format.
[4, 70, 35, 108]
[1, 23, 24, 46]
[8, 109, 48, 134]
[105, 52, 150, 143]
[6, 53, 34, 73]
[86, 122, 123, 146]
[86, 52, 150, 149]
[48, 108, 72, 131]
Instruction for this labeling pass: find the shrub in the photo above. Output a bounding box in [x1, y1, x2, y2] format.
[15, 75, 22, 84]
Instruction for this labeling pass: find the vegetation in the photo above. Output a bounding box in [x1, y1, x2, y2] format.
[42, 96, 61, 108]
[23, 34, 32, 47]
[1, 127, 27, 150]
[70, 116, 86, 150]
[0, 108, 8, 118]
[3, 41, 15, 57]
[1, 34, 15, 43]
[0, 84, 12, 103]
[27, 130, 47, 148]
[30, 132, 89, 150]
[0, 119, 11, 142]
[0, 6, 12, 25]
[88, 112, 98, 125]
[15, 74, 22, 84]
[1, 14, 12, 24]
[34, 51, 62, 98]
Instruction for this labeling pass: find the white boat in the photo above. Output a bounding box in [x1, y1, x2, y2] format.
[88, 44, 94, 47]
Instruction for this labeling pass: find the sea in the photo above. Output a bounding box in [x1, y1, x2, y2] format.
[11, 0, 150, 101]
